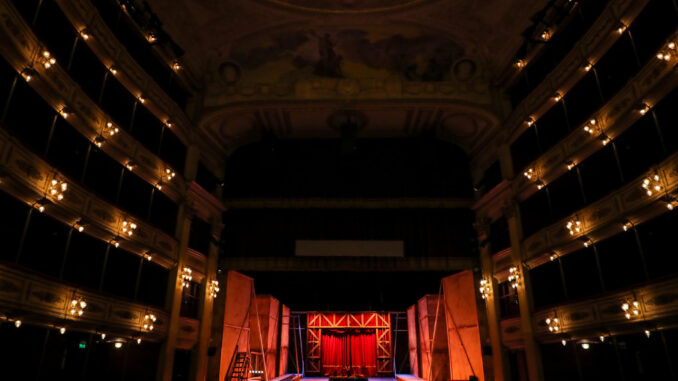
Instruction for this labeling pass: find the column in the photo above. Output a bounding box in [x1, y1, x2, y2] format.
[503, 202, 543, 381]
[475, 217, 510, 381]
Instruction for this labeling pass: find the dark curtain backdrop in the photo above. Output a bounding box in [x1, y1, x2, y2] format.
[321, 329, 377, 377]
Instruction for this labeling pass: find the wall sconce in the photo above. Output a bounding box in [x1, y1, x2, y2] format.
[524, 168, 535, 180]
[566, 219, 582, 236]
[622, 300, 640, 319]
[508, 266, 520, 289]
[164, 168, 176, 181]
[479, 279, 491, 300]
[181, 267, 193, 288]
[622, 220, 633, 232]
[583, 118, 597, 134]
[69, 297, 87, 316]
[209, 280, 220, 298]
[143, 314, 156, 331]
[122, 220, 137, 237]
[21, 68, 38, 82]
[48, 178, 68, 201]
[545, 317, 560, 333]
[73, 219, 87, 233]
[581, 236, 593, 247]
[41, 50, 56, 69]
[642, 173, 662, 196]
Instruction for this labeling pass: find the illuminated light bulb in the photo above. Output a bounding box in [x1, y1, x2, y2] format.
[546, 317, 560, 333]
[622, 300, 640, 319]
[70, 297, 86, 316]
[60, 327, 66, 335]
[524, 168, 535, 180]
[581, 236, 592, 247]
[599, 133, 610, 145]
[622, 220, 633, 232]
[125, 161, 136, 171]
[172, 60, 183, 71]
[21, 68, 38, 82]
[525, 117, 535, 127]
[110, 236, 120, 248]
[668, 42, 676, 50]
[508, 266, 520, 289]
[109, 66, 118, 75]
[616, 23, 626, 34]
[60, 107, 74, 119]
[14, 320, 21, 328]
[104, 121, 119, 136]
[121, 220, 137, 236]
[535, 180, 545, 190]
[166, 120, 173, 128]
[566, 219, 582, 235]
[209, 280, 220, 298]
[80, 29, 91, 40]
[581, 343, 590, 350]
[164, 168, 176, 181]
[666, 197, 678, 210]
[41, 50, 56, 69]
[35, 197, 50, 212]
[479, 279, 491, 300]
[638, 103, 650, 115]
[566, 161, 575, 170]
[137, 338, 142, 344]
[114, 342, 123, 349]
[101, 333, 106, 340]
[540, 29, 551, 41]
[74, 219, 86, 233]
[145, 252, 153, 261]
[642, 174, 662, 196]
[94, 135, 106, 147]
[644, 330, 651, 338]
[156, 181, 163, 190]
[657, 52, 665, 60]
[146, 31, 157, 43]
[181, 267, 193, 288]
[584, 62, 592, 72]
[553, 92, 562, 102]
[514, 59, 525, 69]
[138, 95, 146, 104]
[143, 314, 157, 331]
[561, 340, 567, 346]
[600, 336, 605, 342]
[549, 253, 558, 261]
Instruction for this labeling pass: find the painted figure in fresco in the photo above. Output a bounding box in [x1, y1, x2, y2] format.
[314, 33, 343, 77]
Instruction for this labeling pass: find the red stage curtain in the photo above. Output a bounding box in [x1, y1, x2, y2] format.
[321, 330, 377, 377]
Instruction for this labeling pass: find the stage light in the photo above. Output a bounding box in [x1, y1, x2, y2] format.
[524, 168, 535, 180]
[622, 300, 640, 319]
[209, 280, 220, 298]
[122, 220, 137, 237]
[21, 68, 38, 82]
[622, 220, 633, 232]
[60, 107, 75, 119]
[181, 267, 193, 288]
[641, 174, 662, 196]
[14, 320, 21, 328]
[143, 314, 156, 331]
[479, 279, 491, 300]
[566, 219, 582, 236]
[545, 317, 560, 333]
[508, 266, 520, 289]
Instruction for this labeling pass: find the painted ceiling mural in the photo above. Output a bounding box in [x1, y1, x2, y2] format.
[225, 25, 474, 85]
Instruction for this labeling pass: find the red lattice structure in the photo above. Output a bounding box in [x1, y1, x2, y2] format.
[306, 312, 392, 376]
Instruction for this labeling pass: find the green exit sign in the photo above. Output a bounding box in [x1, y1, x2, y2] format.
[78, 341, 87, 349]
